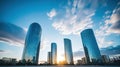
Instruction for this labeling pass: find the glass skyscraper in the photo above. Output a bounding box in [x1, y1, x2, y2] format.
[22, 23, 42, 64]
[47, 52, 52, 64]
[81, 29, 102, 64]
[64, 38, 74, 64]
[51, 43, 57, 64]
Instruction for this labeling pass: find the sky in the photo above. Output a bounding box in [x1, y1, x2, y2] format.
[0, 0, 120, 63]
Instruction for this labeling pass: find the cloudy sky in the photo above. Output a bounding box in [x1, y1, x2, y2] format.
[0, 0, 120, 63]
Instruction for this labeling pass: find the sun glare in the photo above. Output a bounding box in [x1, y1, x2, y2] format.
[57, 56, 65, 64]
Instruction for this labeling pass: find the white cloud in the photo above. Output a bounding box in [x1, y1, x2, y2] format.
[51, 0, 98, 35]
[105, 2, 120, 34]
[0, 22, 26, 47]
[95, 36, 114, 48]
[105, 10, 111, 15]
[107, 41, 114, 45]
[0, 38, 24, 47]
[95, 2, 120, 48]
[23, 27, 28, 32]
[0, 50, 11, 54]
[47, 9, 57, 20]
[110, 14, 119, 24]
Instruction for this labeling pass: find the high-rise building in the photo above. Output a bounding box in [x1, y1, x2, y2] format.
[102, 55, 110, 63]
[81, 29, 102, 64]
[22, 23, 42, 64]
[81, 57, 87, 64]
[76, 60, 82, 65]
[64, 38, 74, 64]
[51, 43, 57, 64]
[47, 52, 52, 64]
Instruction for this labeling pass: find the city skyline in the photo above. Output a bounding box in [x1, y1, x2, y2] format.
[0, 0, 120, 64]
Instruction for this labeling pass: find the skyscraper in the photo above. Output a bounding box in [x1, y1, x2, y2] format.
[51, 43, 57, 64]
[47, 52, 52, 64]
[81, 29, 102, 64]
[101, 55, 110, 63]
[22, 23, 42, 64]
[64, 38, 74, 64]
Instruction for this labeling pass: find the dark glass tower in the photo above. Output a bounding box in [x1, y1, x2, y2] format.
[22, 23, 42, 64]
[64, 38, 74, 64]
[81, 29, 102, 64]
[51, 43, 57, 64]
[47, 52, 52, 64]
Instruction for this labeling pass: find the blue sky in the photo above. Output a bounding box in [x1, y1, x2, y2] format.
[0, 0, 120, 63]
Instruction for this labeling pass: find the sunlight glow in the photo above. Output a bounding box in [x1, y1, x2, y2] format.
[57, 56, 65, 64]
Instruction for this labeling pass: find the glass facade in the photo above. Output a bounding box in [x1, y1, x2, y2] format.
[64, 38, 74, 64]
[47, 52, 52, 64]
[22, 23, 42, 64]
[81, 29, 102, 64]
[51, 43, 57, 64]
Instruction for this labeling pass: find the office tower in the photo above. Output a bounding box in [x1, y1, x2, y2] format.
[47, 52, 52, 64]
[81, 29, 102, 64]
[102, 55, 110, 63]
[81, 57, 87, 64]
[76, 60, 82, 65]
[51, 43, 57, 64]
[64, 38, 74, 64]
[22, 23, 42, 64]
